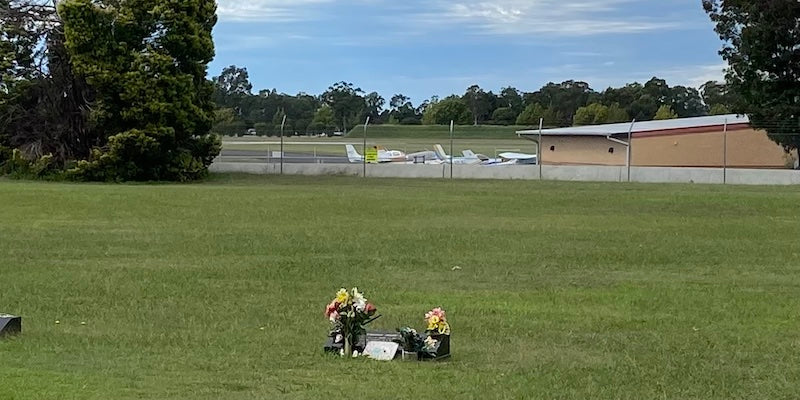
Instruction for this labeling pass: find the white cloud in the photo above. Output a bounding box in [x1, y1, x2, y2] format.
[419, 0, 682, 36]
[217, 0, 333, 22]
[646, 63, 727, 87]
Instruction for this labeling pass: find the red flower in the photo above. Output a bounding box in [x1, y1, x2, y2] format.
[364, 303, 376, 315]
[325, 301, 339, 317]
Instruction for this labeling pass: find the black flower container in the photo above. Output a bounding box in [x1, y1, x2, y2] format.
[418, 332, 450, 361]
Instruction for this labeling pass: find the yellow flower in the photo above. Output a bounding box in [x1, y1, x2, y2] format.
[437, 321, 451, 335]
[427, 315, 440, 331]
[335, 288, 349, 305]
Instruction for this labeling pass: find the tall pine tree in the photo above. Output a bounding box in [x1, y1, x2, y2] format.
[60, 0, 220, 181]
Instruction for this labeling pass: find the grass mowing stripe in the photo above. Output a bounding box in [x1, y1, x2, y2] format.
[0, 175, 799, 399]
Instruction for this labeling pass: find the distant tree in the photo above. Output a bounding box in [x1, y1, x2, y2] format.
[422, 96, 470, 125]
[390, 94, 410, 110]
[310, 105, 335, 133]
[363, 92, 385, 123]
[214, 108, 236, 123]
[322, 81, 365, 131]
[709, 104, 731, 115]
[526, 80, 597, 126]
[606, 103, 630, 123]
[462, 85, 493, 125]
[491, 107, 517, 125]
[628, 94, 658, 121]
[704, 0, 800, 159]
[285, 92, 319, 132]
[516, 103, 545, 126]
[670, 86, 706, 117]
[643, 77, 671, 105]
[700, 80, 739, 113]
[600, 83, 639, 106]
[654, 105, 678, 120]
[389, 93, 418, 124]
[499, 86, 524, 114]
[573, 103, 609, 125]
[542, 106, 564, 127]
[214, 65, 252, 96]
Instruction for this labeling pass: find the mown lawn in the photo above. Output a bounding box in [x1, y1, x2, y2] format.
[345, 124, 530, 139]
[1, 175, 799, 399]
[221, 138, 537, 158]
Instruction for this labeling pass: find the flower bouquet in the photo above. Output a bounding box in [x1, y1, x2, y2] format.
[324, 288, 378, 357]
[397, 307, 451, 360]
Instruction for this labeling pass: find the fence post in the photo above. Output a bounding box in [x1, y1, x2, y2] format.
[450, 120, 454, 180]
[280, 115, 286, 175]
[538, 118, 543, 180]
[723, 118, 728, 184]
[363, 116, 370, 178]
[627, 119, 636, 182]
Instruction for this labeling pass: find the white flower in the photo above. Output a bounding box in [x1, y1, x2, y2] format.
[351, 288, 367, 312]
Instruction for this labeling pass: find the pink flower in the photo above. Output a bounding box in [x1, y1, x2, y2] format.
[329, 310, 340, 322]
[325, 301, 339, 317]
[364, 303, 376, 315]
[425, 307, 446, 322]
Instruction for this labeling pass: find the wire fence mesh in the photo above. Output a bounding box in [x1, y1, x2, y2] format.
[214, 118, 800, 182]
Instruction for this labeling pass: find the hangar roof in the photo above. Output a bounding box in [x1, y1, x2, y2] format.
[516, 114, 750, 137]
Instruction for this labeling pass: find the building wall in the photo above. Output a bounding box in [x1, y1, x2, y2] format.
[537, 128, 794, 168]
[632, 128, 791, 168]
[539, 136, 627, 165]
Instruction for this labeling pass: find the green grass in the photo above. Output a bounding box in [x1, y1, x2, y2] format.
[346, 124, 531, 139]
[222, 137, 537, 157]
[1, 175, 800, 399]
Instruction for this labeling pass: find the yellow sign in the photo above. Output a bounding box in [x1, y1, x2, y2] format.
[365, 148, 378, 164]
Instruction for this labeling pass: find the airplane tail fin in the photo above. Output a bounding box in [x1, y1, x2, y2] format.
[345, 144, 362, 163]
[433, 144, 448, 160]
[462, 150, 477, 158]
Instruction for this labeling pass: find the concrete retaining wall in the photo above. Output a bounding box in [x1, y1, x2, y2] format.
[210, 162, 800, 186]
[542, 165, 624, 182]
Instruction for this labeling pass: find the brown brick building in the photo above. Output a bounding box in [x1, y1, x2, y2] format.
[517, 115, 798, 169]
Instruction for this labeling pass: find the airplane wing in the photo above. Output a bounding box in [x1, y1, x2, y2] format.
[498, 152, 537, 160]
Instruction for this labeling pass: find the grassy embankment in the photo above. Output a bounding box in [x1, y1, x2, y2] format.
[222, 124, 537, 156]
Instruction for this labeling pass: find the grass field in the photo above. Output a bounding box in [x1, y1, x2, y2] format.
[345, 124, 531, 139]
[1, 175, 800, 399]
[221, 137, 538, 158]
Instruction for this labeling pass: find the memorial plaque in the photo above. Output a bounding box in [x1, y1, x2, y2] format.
[363, 341, 399, 361]
[0, 314, 21, 337]
[324, 330, 402, 355]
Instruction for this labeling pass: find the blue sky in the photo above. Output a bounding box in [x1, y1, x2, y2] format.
[212, 0, 726, 104]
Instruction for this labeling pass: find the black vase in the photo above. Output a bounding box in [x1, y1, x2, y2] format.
[418, 332, 450, 361]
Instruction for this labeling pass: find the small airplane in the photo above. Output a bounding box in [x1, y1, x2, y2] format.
[345, 145, 442, 164]
[460, 150, 516, 166]
[432, 145, 482, 165]
[497, 151, 537, 165]
[434, 145, 537, 166]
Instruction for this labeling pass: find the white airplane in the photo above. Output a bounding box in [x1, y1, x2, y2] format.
[497, 151, 537, 165]
[434, 145, 533, 166]
[460, 150, 516, 166]
[345, 145, 442, 164]
[432, 144, 482, 165]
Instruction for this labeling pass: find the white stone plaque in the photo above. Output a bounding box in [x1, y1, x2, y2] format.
[363, 341, 399, 361]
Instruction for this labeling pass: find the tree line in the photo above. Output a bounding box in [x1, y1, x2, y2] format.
[2, 0, 798, 180]
[211, 65, 740, 137]
[1, 0, 219, 181]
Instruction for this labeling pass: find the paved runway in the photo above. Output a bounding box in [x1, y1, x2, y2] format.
[218, 149, 350, 164]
